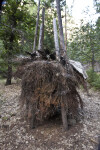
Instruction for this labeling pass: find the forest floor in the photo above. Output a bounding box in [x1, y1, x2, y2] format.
[0, 80, 100, 150]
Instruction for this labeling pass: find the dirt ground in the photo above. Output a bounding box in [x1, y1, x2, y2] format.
[0, 81, 100, 150]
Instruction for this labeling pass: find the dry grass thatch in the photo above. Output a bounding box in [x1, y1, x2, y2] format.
[19, 60, 84, 128]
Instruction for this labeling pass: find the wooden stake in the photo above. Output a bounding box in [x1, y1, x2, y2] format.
[61, 102, 68, 130]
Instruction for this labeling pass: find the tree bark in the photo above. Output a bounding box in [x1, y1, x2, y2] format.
[55, 0, 70, 130]
[56, 0, 66, 57]
[38, 7, 45, 51]
[65, 5, 67, 51]
[33, 0, 40, 52]
[90, 30, 95, 72]
[38, 24, 42, 50]
[53, 18, 60, 60]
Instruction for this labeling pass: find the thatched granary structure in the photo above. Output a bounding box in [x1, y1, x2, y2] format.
[17, 59, 85, 129]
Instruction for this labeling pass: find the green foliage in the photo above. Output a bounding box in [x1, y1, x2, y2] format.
[67, 1, 100, 66]
[94, 0, 100, 13]
[0, 58, 7, 79]
[67, 21, 100, 66]
[0, 40, 7, 78]
[0, 0, 37, 82]
[87, 69, 100, 90]
[0, 0, 36, 56]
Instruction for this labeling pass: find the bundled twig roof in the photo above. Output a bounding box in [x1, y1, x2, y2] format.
[19, 60, 84, 127]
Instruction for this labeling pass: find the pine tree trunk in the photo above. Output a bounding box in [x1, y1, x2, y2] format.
[33, 0, 40, 52]
[53, 18, 60, 60]
[65, 5, 67, 51]
[90, 33, 95, 72]
[38, 24, 42, 50]
[38, 7, 45, 51]
[56, 0, 66, 57]
[56, 0, 68, 130]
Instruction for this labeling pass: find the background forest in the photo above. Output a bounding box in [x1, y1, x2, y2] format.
[0, 0, 100, 89]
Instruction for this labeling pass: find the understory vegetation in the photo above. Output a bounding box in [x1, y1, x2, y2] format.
[87, 69, 100, 90]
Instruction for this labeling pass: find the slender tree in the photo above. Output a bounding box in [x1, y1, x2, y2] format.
[53, 18, 60, 60]
[38, 7, 45, 51]
[38, 24, 42, 50]
[5, 3, 17, 85]
[56, 0, 66, 57]
[0, 0, 35, 84]
[33, 0, 40, 52]
[56, 0, 68, 130]
[65, 4, 67, 51]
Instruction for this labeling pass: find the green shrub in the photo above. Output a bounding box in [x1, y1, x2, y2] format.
[87, 69, 100, 90]
[91, 75, 100, 90]
[0, 58, 7, 79]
